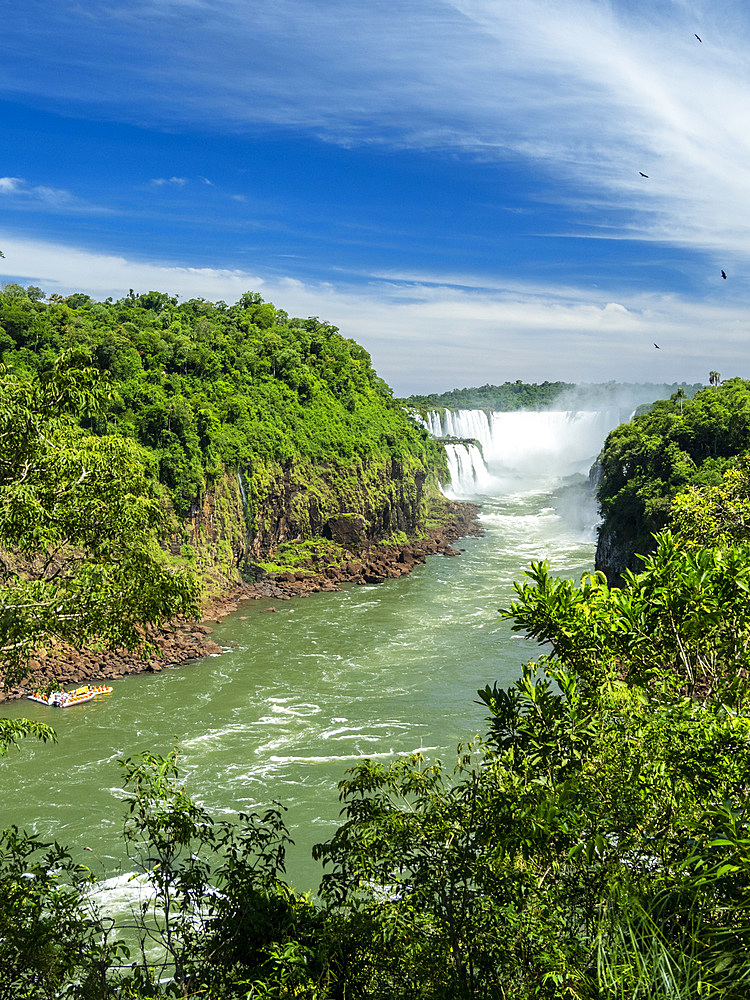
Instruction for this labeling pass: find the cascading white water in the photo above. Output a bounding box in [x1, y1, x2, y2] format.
[429, 407, 631, 497]
[444, 442, 493, 494]
[238, 470, 248, 513]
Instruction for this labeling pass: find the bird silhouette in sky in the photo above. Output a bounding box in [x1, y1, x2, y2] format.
[721, 269, 727, 279]
[639, 171, 648, 178]
[695, 34, 702, 42]
[654, 343, 661, 349]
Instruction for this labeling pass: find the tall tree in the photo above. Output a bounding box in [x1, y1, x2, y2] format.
[0, 358, 201, 748]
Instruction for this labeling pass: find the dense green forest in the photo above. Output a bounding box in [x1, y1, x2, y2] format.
[0, 285, 441, 518]
[596, 378, 750, 575]
[405, 380, 702, 412]
[0, 359, 201, 689]
[405, 380, 575, 410]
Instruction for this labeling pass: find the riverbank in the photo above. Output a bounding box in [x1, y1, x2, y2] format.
[2, 500, 481, 701]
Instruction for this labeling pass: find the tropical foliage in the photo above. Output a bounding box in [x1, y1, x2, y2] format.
[405, 379, 575, 410]
[670, 455, 750, 548]
[0, 286, 441, 517]
[0, 358, 201, 692]
[596, 377, 750, 572]
[505, 532, 750, 700]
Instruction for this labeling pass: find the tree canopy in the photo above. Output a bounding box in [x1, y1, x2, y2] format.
[0, 357, 200, 714]
[405, 380, 576, 411]
[596, 378, 750, 574]
[0, 287, 440, 517]
[405, 380, 702, 413]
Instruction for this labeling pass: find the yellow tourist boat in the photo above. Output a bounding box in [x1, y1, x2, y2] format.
[28, 684, 114, 708]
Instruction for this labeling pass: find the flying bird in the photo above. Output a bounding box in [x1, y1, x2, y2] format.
[639, 171, 649, 178]
[654, 343, 661, 349]
[721, 269, 727, 279]
[695, 34, 702, 42]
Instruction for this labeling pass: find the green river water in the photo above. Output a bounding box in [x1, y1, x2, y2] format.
[0, 472, 598, 894]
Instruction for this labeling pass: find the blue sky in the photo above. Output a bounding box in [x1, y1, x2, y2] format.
[2, 0, 749, 395]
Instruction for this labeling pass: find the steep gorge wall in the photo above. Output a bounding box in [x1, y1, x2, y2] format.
[178, 455, 445, 592]
[247, 455, 431, 553]
[594, 523, 642, 582]
[590, 460, 643, 582]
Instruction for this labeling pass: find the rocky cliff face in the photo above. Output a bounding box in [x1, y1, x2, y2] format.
[172, 472, 248, 592]
[594, 522, 642, 583]
[246, 455, 428, 555]
[590, 457, 645, 584]
[175, 455, 452, 591]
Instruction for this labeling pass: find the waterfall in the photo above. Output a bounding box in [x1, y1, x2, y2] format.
[238, 469, 249, 518]
[428, 407, 631, 498]
[444, 442, 493, 494]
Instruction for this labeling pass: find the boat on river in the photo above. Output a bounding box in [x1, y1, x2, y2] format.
[28, 684, 114, 708]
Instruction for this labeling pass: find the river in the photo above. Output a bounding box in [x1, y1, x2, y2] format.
[0, 408, 624, 892]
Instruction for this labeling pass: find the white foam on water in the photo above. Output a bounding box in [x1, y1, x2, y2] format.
[318, 722, 408, 740]
[181, 723, 251, 748]
[268, 746, 438, 765]
[262, 701, 323, 717]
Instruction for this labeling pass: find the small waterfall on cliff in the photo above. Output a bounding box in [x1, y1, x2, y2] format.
[237, 469, 253, 564]
[238, 470, 248, 511]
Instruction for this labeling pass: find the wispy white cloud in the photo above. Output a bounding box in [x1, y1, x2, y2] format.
[0, 234, 741, 394]
[150, 176, 189, 187]
[0, 176, 103, 212]
[0, 234, 267, 302]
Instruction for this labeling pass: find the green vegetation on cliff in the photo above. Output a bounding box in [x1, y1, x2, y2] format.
[0, 285, 446, 566]
[405, 380, 575, 410]
[596, 378, 750, 575]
